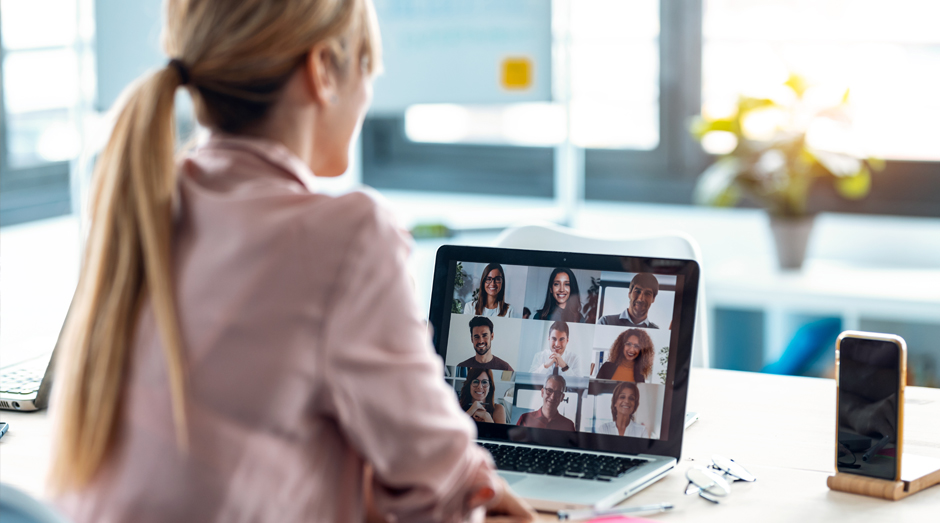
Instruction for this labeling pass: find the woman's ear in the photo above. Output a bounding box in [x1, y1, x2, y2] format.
[303, 42, 339, 106]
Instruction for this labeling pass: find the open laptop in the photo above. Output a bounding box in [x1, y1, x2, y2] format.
[0, 309, 67, 412]
[0, 350, 57, 412]
[428, 245, 699, 512]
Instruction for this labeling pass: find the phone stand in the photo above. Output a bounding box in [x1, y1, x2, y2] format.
[827, 455, 940, 501]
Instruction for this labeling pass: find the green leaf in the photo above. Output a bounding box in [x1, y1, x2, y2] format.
[690, 117, 738, 140]
[694, 158, 743, 207]
[835, 165, 872, 200]
[867, 157, 886, 171]
[738, 96, 777, 115]
[784, 73, 810, 98]
[810, 149, 862, 178]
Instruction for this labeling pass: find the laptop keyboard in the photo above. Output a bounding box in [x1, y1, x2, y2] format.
[479, 442, 645, 482]
[0, 366, 43, 395]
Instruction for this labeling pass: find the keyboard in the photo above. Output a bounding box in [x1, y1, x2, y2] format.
[479, 442, 645, 481]
[0, 365, 43, 395]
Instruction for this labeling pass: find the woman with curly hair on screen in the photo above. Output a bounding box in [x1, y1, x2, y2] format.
[596, 328, 655, 382]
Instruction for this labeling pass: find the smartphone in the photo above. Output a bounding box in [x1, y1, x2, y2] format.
[835, 331, 906, 481]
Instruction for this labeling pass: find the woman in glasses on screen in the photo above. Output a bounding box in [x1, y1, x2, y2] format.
[459, 368, 507, 424]
[534, 268, 584, 323]
[598, 382, 650, 438]
[47, 1, 534, 522]
[464, 263, 516, 317]
[596, 328, 655, 383]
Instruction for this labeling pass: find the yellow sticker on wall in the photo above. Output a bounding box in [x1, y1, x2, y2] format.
[501, 58, 533, 90]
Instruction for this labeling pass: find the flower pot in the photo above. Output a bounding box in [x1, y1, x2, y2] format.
[769, 215, 815, 270]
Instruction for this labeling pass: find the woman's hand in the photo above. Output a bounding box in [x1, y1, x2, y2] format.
[485, 478, 537, 522]
[468, 401, 494, 423]
[472, 410, 494, 423]
[467, 401, 493, 422]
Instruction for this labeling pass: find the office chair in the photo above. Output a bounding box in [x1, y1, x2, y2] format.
[0, 484, 70, 523]
[762, 317, 842, 377]
[494, 222, 710, 368]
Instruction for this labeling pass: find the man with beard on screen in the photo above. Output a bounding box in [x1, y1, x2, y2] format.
[457, 316, 515, 371]
[598, 273, 662, 328]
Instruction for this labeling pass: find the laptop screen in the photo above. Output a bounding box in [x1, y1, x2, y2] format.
[428, 245, 699, 459]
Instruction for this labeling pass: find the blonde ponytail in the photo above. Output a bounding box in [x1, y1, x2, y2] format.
[49, 65, 188, 491]
[49, 0, 381, 492]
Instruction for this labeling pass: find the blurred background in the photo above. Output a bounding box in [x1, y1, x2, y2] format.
[2, 0, 938, 385]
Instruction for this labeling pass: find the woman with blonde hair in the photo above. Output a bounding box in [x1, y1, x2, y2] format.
[49, 1, 533, 521]
[595, 328, 655, 383]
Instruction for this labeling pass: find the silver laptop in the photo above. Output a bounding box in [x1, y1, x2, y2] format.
[0, 308, 68, 412]
[429, 245, 699, 511]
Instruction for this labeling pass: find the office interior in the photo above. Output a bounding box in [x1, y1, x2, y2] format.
[3, 0, 940, 443]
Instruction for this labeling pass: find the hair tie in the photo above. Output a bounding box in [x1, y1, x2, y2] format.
[169, 58, 190, 85]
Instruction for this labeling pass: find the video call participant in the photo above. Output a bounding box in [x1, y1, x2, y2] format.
[457, 317, 514, 371]
[463, 263, 516, 317]
[534, 268, 584, 323]
[595, 328, 654, 383]
[459, 368, 507, 424]
[598, 273, 661, 328]
[529, 321, 582, 377]
[516, 375, 576, 431]
[597, 382, 650, 438]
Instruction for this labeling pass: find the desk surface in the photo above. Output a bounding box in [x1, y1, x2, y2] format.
[3, 369, 938, 521]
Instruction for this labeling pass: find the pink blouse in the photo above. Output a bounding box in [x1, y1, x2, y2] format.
[56, 135, 500, 523]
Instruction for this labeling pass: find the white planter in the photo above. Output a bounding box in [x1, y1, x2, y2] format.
[769, 215, 815, 270]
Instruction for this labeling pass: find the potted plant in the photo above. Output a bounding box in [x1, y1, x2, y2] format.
[691, 74, 882, 269]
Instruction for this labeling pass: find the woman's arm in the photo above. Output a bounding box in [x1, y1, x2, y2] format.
[315, 194, 510, 522]
[596, 362, 615, 380]
[493, 403, 507, 424]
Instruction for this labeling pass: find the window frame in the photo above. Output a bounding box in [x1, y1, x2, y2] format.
[0, 23, 73, 226]
[362, 0, 940, 218]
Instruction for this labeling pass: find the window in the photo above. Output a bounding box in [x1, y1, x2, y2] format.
[0, 0, 86, 225]
[363, 0, 939, 217]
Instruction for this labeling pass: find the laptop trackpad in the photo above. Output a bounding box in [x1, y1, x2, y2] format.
[498, 472, 526, 486]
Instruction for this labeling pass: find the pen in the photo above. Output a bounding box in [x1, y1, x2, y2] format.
[862, 435, 890, 462]
[557, 502, 674, 521]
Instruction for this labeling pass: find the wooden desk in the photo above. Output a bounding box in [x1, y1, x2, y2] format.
[3, 369, 938, 521]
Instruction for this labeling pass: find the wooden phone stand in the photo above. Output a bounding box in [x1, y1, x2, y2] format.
[827, 455, 940, 501]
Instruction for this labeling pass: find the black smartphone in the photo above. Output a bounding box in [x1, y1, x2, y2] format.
[835, 331, 906, 481]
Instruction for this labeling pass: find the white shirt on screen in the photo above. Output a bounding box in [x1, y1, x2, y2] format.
[529, 349, 582, 377]
[463, 301, 516, 318]
[598, 420, 650, 438]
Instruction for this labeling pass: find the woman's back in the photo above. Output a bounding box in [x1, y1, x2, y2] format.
[57, 137, 494, 522]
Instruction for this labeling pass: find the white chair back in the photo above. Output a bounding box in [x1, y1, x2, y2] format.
[494, 222, 710, 368]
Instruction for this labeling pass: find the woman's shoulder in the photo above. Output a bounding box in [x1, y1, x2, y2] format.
[296, 188, 407, 250]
